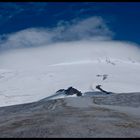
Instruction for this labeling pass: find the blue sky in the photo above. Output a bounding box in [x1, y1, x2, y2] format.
[0, 2, 140, 45]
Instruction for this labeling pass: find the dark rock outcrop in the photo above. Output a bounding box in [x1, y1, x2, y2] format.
[96, 85, 112, 94]
[56, 87, 82, 96]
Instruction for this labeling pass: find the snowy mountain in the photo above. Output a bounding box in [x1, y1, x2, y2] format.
[0, 40, 140, 107]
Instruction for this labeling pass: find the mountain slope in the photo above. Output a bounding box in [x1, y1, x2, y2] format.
[0, 40, 140, 107]
[0, 92, 140, 138]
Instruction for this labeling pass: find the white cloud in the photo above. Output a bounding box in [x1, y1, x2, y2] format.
[57, 16, 113, 40]
[0, 28, 55, 50]
[0, 16, 113, 51]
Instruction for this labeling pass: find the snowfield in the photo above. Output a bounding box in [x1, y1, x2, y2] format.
[0, 40, 140, 107]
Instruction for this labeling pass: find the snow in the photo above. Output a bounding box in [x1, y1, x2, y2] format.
[0, 40, 140, 107]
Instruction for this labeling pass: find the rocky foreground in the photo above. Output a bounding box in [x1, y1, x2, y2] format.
[0, 92, 140, 138]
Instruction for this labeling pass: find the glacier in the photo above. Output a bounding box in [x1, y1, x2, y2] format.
[0, 40, 140, 107]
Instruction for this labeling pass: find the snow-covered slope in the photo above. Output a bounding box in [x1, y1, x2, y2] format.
[0, 40, 140, 107]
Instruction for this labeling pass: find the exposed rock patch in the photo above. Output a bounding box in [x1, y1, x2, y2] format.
[0, 92, 140, 138]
